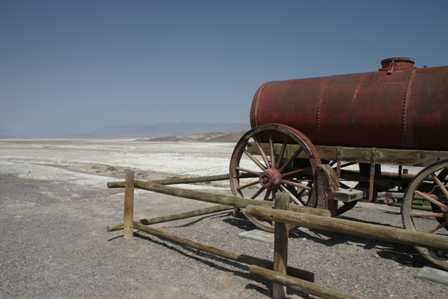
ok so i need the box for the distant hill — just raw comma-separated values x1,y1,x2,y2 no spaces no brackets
140,131,245,143
86,122,249,138
0,129,14,139
0,134,15,139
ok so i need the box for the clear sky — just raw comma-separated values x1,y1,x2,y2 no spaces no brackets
1,0,447,137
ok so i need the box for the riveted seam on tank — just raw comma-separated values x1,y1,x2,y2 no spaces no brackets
315,80,329,133
401,69,416,147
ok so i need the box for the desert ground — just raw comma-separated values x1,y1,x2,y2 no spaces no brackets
0,138,447,298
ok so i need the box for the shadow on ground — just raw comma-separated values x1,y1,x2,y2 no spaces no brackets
107,228,317,298
223,213,427,269
109,208,427,298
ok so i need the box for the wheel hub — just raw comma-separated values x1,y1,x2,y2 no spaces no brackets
259,168,282,188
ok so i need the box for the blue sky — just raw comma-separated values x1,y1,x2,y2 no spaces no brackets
1,0,447,137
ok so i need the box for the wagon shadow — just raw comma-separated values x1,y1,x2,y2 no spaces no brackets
223,214,426,269
133,231,312,298
289,219,426,269
223,216,258,231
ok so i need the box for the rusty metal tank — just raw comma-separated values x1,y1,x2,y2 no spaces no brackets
250,57,448,150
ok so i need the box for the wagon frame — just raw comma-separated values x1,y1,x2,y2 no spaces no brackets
230,123,448,270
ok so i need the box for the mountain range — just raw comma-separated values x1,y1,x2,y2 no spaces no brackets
85,122,249,138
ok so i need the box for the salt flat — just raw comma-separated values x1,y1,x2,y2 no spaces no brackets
0,138,447,299
0,138,236,188
0,138,236,173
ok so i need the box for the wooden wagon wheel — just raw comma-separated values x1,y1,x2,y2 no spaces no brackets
229,123,321,232
401,160,448,270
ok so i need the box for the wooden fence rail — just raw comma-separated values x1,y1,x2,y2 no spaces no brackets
107,179,330,216
245,205,448,251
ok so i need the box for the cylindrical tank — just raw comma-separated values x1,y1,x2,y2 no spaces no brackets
250,57,448,150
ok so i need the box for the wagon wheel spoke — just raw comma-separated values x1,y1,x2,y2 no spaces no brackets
269,136,275,168
280,184,306,206
280,179,311,190
237,180,259,191
279,146,304,172
251,186,266,199
243,150,266,171
264,188,272,201
409,211,445,219
236,167,262,177
281,167,311,178
428,220,448,233
432,174,448,200
295,187,307,198
415,190,448,211
277,141,287,169
253,139,270,167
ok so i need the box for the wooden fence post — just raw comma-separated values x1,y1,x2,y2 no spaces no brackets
123,171,135,238
272,193,289,299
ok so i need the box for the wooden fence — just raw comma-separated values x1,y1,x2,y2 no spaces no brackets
107,171,447,299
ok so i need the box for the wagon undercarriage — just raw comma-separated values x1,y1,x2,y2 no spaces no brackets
235,123,448,270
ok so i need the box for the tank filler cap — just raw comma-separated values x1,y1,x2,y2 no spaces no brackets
380,57,415,73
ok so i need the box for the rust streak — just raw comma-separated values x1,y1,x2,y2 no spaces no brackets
401,68,416,147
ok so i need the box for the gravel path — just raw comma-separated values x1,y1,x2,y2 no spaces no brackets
1,173,448,299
